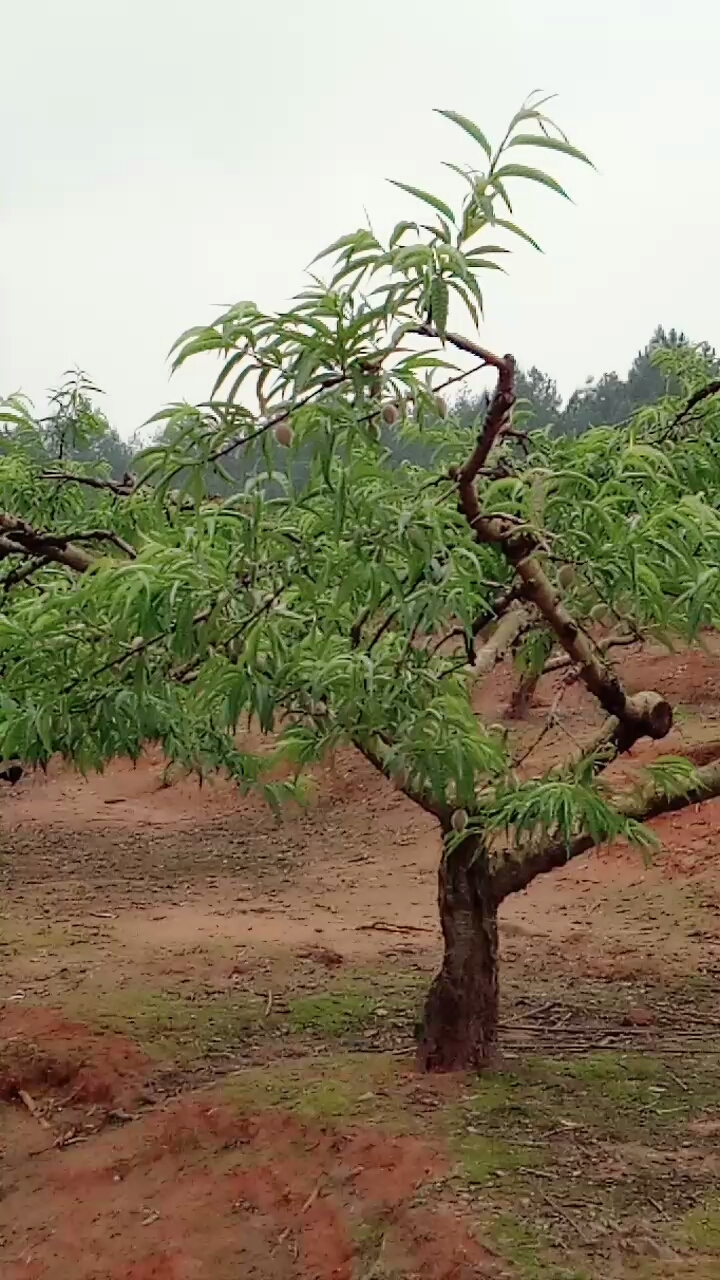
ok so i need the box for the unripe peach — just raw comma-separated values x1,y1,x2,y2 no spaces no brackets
589,602,613,625
274,421,293,447
451,808,469,834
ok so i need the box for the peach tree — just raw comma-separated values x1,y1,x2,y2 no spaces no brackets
3,97,720,1069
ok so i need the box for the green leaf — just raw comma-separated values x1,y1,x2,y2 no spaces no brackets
492,164,571,200
329,255,378,288
387,181,456,226
506,96,558,134
434,110,492,161
506,134,594,167
441,161,475,187
464,244,510,256
447,278,479,327
422,220,452,245
430,277,449,336
389,220,419,247
391,245,433,272
310,232,367,265
491,178,514,214
493,219,543,251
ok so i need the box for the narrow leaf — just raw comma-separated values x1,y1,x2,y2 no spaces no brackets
492,164,571,200
389,220,419,247
430,277,449,336
387,180,456,226
310,232,365,265
494,219,543,252
507,134,593,166
435,110,492,161
447,277,479,327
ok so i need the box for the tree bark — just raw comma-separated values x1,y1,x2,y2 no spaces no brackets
416,834,499,1072
0,515,94,573
467,606,528,681
507,673,539,719
415,753,720,1074
441,337,671,753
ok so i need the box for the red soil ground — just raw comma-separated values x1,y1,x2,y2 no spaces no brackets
2,640,720,1278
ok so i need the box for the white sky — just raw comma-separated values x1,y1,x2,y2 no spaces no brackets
1,0,717,436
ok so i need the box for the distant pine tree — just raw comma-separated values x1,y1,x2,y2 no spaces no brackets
451,328,720,438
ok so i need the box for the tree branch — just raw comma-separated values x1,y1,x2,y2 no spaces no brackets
669,379,720,429
467,605,528,681
208,374,346,463
434,360,488,396
511,675,575,769
41,469,138,496
356,734,451,823
490,751,720,901
0,515,95,573
544,630,639,672
168,585,287,684
280,690,452,824
67,530,137,559
414,325,510,373
428,583,521,659
0,556,51,592
451,355,516,483
0,516,136,570
450,353,672,754
0,535,32,560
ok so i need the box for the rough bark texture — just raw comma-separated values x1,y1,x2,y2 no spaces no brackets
507,673,539,719
416,834,499,1072
0,514,95,573
444,339,674,757
468,606,528,681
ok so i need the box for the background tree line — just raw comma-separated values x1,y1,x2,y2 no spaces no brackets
457,326,720,436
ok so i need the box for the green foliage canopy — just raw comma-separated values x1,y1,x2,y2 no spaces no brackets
1,95,719,855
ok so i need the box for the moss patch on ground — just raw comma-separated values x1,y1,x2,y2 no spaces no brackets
285,990,377,1037
79,967,424,1065
70,962,424,1066
222,1052,406,1122
457,1051,719,1144
85,987,265,1062
675,1200,720,1253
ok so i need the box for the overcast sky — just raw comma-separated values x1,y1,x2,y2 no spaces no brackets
1,0,717,436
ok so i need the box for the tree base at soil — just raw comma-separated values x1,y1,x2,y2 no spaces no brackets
416,837,499,1072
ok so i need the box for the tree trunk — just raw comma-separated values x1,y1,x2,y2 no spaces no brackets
416,834,498,1072
507,673,539,719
